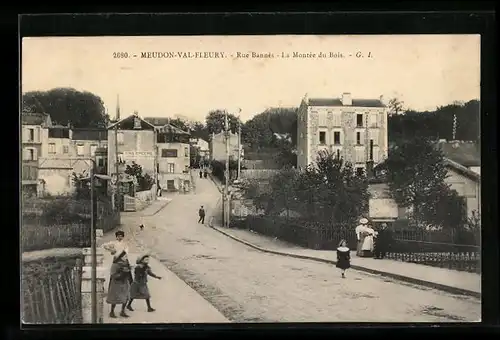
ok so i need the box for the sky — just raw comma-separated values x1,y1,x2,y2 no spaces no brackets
22,35,480,122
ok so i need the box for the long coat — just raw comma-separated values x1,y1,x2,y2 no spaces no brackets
361,228,376,251
106,260,131,304
129,264,159,300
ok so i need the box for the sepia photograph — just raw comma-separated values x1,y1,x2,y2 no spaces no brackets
21,34,481,324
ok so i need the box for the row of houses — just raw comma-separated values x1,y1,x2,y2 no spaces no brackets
21,112,197,197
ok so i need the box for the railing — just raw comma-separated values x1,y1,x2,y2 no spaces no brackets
230,215,481,273
22,255,83,324
387,239,480,273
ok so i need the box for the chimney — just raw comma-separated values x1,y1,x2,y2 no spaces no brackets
341,92,352,106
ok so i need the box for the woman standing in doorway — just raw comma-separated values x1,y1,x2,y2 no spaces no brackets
336,239,351,278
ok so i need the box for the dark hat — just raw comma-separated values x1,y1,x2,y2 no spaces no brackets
115,230,125,237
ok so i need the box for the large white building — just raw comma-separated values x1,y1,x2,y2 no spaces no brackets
296,92,388,175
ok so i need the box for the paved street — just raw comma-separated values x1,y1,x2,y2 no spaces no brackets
117,171,481,323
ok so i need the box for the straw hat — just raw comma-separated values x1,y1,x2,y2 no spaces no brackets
136,254,150,264
359,218,369,224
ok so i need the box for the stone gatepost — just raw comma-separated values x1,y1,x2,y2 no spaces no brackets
81,230,107,324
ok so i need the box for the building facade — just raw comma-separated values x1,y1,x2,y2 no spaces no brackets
21,113,52,195
444,158,481,219
107,114,156,179
155,124,191,191
297,93,388,175
210,131,242,162
190,137,210,159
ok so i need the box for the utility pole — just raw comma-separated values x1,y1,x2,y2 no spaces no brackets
89,161,97,323
237,108,242,180
224,111,230,228
115,94,121,221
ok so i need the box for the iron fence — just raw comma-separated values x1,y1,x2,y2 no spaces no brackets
231,215,481,273
22,256,83,324
387,240,480,273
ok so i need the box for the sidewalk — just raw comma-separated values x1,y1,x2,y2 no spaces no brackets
123,198,172,218
209,225,481,298
101,249,229,324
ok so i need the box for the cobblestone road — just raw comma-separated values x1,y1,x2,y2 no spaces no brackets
118,174,481,323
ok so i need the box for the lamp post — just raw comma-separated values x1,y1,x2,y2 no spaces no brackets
224,111,230,228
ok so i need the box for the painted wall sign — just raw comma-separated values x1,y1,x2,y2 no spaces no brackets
122,151,155,159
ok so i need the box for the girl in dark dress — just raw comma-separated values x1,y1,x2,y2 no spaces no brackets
336,239,351,278
127,255,162,312
106,250,132,318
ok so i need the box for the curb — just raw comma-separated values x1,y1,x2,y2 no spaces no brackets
209,225,481,299
147,200,172,216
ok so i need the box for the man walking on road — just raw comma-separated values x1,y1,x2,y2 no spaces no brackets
198,206,206,224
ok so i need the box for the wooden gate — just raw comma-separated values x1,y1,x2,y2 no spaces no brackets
123,195,136,212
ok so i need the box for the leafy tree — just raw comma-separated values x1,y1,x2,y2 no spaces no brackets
388,97,405,116
205,110,239,135
385,137,450,227
124,162,154,191
190,145,202,167
241,107,298,150
297,151,369,224
243,151,369,225
22,87,108,128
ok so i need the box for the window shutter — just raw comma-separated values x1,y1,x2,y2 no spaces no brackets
33,148,38,160
35,127,40,142
22,148,29,160
22,128,28,142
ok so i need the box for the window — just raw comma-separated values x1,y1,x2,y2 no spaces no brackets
369,140,374,161
369,129,379,144
369,113,378,127
168,163,175,173
319,131,326,144
24,148,35,161
48,143,56,154
332,113,341,127
76,144,85,156
117,132,124,145
28,128,35,141
62,145,69,154
98,158,104,167
355,148,365,163
319,113,327,126
356,132,362,145
90,144,98,156
356,167,365,177
161,149,178,158
333,131,341,145
184,147,189,157
356,114,363,127
336,149,341,159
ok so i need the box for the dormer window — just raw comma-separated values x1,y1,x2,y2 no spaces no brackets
133,117,142,129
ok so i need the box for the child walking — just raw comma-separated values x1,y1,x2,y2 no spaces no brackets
127,255,162,312
336,239,351,278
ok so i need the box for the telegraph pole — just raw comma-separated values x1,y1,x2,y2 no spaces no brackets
224,111,230,228
89,161,97,323
237,108,242,180
115,95,121,221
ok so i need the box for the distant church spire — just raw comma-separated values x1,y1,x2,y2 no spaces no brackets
116,94,121,121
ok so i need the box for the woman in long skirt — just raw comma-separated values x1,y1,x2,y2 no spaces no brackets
336,239,351,278
127,255,162,312
106,250,132,318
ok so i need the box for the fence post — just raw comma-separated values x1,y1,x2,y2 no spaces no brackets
81,247,105,323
